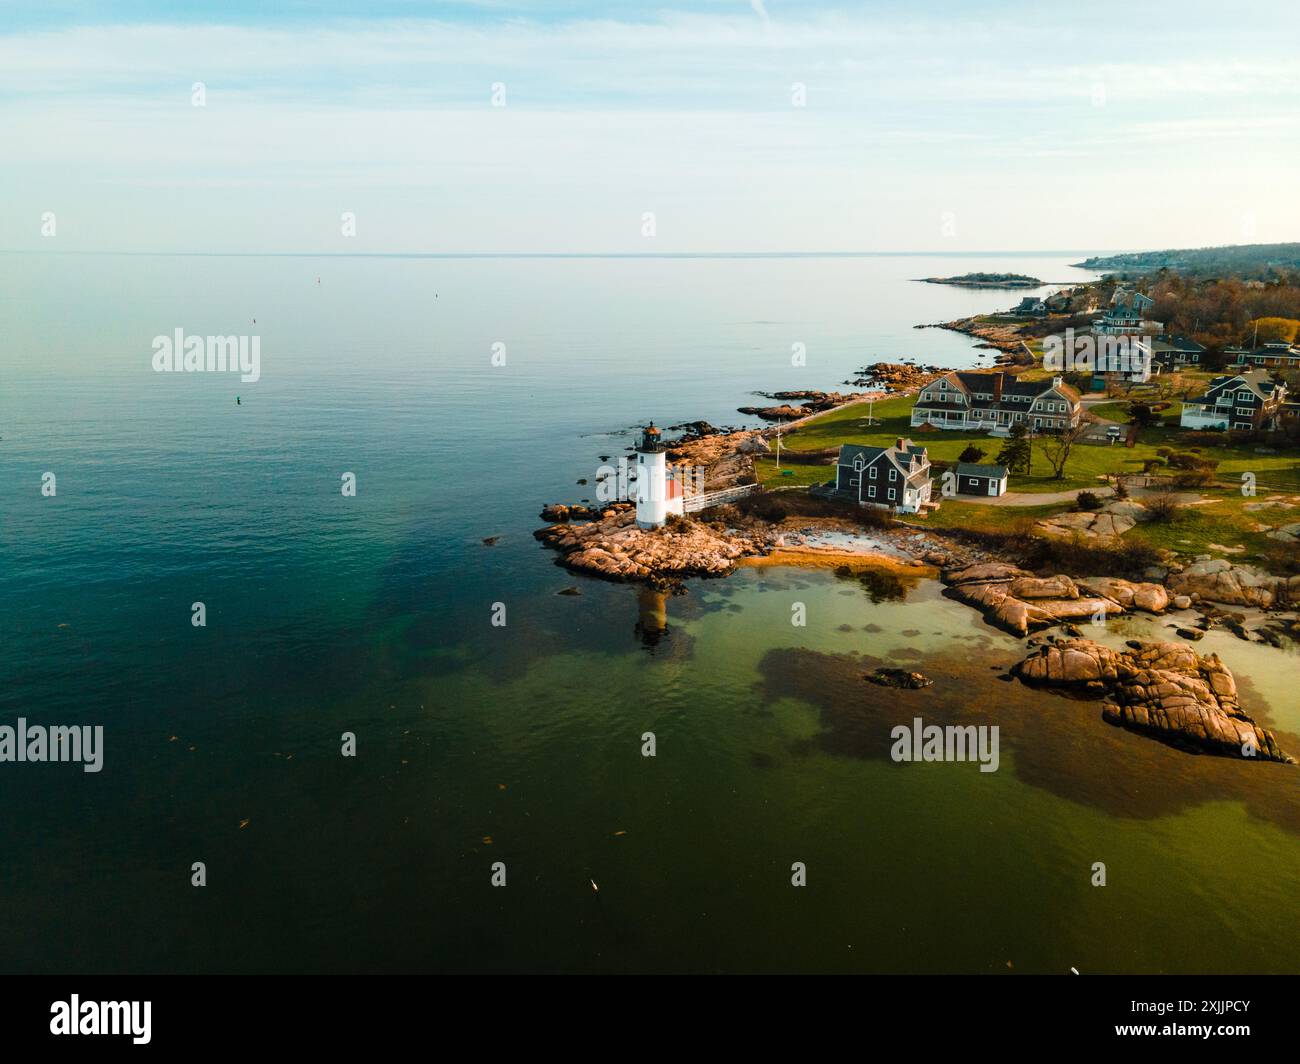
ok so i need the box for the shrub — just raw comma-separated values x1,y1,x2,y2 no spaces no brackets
852,506,896,530
1172,469,1215,489
1261,541,1300,576
1075,491,1103,512
940,526,1160,579
1145,490,1182,522
1167,452,1218,473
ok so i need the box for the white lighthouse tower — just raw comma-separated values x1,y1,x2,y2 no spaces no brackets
634,423,683,528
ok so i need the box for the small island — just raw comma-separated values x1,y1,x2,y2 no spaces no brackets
916,272,1044,289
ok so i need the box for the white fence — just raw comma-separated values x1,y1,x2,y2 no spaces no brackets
683,483,761,513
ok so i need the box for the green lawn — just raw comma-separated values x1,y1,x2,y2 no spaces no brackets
1124,489,1296,562
1089,399,1185,422
778,396,1300,493
753,458,833,489
1088,402,1131,422
902,499,1068,534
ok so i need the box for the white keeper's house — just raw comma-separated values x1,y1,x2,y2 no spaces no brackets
910,371,1082,435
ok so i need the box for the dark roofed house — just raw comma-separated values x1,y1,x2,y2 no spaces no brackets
832,438,934,513
910,370,1082,436
1094,288,1160,336
1229,342,1300,370
1179,368,1287,431
1012,296,1047,317
953,462,1008,497
1150,334,1205,370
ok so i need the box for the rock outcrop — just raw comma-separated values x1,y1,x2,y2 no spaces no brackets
1013,638,1292,762
1076,577,1170,614
943,563,1123,636
1036,509,1135,539
1166,558,1300,608
942,564,1170,636
540,501,633,523
865,667,933,690
845,362,942,391
1267,522,1300,543
535,510,764,582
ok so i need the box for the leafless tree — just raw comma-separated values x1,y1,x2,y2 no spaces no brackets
1037,422,1089,480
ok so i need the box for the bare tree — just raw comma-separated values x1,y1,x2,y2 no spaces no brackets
1037,422,1089,480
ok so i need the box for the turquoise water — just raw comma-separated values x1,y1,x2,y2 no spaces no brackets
3,251,1299,973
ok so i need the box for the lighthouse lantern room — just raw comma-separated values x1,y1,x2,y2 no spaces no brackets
635,423,685,529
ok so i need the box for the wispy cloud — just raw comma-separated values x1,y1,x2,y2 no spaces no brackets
0,3,1297,252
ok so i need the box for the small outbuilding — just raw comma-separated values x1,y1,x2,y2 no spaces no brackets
954,462,1008,497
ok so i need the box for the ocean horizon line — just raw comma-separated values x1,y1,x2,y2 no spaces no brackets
0,248,1112,260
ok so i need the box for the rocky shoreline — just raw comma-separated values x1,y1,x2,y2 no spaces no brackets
736,390,863,420
534,504,767,584
915,316,1036,358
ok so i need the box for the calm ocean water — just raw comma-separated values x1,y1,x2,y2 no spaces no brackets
3,251,1299,973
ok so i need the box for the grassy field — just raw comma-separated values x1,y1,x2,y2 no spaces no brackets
900,499,1068,534
1089,399,1186,422
1087,401,1131,422
1123,489,1298,563
752,457,833,489
776,395,1300,493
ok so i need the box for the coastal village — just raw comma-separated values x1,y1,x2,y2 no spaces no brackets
535,265,1300,767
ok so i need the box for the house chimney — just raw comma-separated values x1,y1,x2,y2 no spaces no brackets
993,374,1003,403
895,437,906,451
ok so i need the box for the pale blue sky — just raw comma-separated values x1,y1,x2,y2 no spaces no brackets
2,1,1296,252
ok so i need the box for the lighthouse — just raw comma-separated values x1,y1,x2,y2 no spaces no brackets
634,423,683,528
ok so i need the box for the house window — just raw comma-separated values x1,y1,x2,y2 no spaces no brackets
869,466,877,479
887,489,896,501
868,485,876,498
853,455,864,471
889,470,897,481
